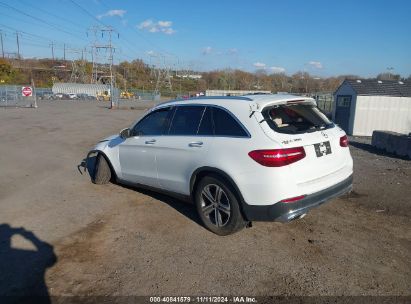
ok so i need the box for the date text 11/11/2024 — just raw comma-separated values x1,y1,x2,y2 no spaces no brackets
149,296,257,303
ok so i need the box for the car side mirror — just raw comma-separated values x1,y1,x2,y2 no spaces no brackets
119,128,131,139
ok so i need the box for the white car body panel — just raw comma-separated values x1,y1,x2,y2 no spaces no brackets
119,136,159,187
155,135,213,195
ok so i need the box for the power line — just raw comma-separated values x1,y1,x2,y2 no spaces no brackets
0,1,88,42
100,1,175,56
0,23,56,43
0,22,87,60
0,23,57,41
0,1,178,72
95,0,156,56
68,0,107,27
0,23,93,61
67,0,172,61
19,0,86,33
68,0,136,51
0,8,84,39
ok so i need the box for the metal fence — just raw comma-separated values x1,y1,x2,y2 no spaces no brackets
291,92,334,116
35,88,53,99
0,85,37,107
312,93,334,115
128,89,161,101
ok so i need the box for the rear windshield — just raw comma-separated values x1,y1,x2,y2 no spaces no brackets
262,103,333,134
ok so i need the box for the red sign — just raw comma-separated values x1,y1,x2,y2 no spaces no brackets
22,86,33,97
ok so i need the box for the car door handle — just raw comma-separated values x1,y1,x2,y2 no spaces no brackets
189,141,203,147
145,139,156,144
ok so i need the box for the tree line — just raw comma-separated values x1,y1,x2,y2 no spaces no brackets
0,58,409,96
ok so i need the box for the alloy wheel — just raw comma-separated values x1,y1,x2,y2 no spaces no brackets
200,184,231,227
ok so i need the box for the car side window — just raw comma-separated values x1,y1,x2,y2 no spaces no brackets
132,107,171,136
197,107,213,135
169,106,205,136
212,107,248,137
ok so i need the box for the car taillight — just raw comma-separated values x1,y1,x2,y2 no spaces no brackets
248,147,306,167
340,135,349,147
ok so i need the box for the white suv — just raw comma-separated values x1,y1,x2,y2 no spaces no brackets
89,94,353,235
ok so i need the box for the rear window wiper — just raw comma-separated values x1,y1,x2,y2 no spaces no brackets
304,125,326,133
313,124,328,130
305,128,318,133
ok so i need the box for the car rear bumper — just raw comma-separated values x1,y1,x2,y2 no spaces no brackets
242,174,353,222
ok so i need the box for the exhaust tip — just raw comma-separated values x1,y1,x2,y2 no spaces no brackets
297,213,307,219
288,212,307,221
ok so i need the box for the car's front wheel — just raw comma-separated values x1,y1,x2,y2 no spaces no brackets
195,175,246,235
92,153,111,184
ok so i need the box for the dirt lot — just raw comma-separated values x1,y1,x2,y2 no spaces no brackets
0,101,410,298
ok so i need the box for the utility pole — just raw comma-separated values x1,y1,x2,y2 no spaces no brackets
88,25,117,108
0,30,4,58
63,44,66,60
151,54,173,96
16,31,20,59
387,67,394,80
68,47,87,83
31,74,38,108
50,42,54,60
102,27,115,108
90,47,94,83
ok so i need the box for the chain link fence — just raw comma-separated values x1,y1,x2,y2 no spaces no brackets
291,92,334,117
0,85,37,108
312,93,334,115
128,89,161,101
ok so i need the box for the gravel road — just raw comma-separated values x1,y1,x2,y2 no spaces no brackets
0,101,410,299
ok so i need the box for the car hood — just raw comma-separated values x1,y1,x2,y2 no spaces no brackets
98,134,118,143
94,134,126,150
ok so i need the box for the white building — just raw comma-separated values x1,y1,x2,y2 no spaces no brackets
333,79,411,136
52,83,110,97
175,74,202,80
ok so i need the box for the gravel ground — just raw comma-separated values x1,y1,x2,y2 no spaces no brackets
0,101,410,299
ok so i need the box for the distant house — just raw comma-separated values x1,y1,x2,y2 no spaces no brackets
333,79,411,136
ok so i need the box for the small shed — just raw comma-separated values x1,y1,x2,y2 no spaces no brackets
333,79,411,136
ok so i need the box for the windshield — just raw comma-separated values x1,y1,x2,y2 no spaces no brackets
262,103,333,134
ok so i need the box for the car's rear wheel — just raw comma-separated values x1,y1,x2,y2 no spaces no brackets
195,175,246,235
92,153,111,184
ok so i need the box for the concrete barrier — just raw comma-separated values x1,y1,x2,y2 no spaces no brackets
372,130,411,158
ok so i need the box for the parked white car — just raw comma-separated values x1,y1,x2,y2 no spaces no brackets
89,94,353,235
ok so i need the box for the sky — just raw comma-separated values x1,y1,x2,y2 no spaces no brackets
0,0,410,77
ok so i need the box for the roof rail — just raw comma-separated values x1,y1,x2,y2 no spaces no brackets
193,96,253,101
160,96,253,105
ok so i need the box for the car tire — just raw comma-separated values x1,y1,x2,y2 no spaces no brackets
92,153,111,185
195,175,246,235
